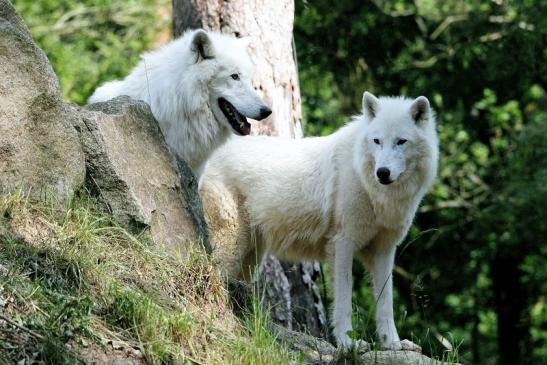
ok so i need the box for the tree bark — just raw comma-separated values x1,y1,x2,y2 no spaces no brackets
281,261,328,338
172,0,327,338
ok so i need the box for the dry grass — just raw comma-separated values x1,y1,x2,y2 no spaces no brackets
0,190,294,364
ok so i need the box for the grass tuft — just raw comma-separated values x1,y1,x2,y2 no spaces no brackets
0,190,294,364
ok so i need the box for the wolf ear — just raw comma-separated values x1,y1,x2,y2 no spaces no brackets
191,30,214,62
410,96,430,124
362,91,379,120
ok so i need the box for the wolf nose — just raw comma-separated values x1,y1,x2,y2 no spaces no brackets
258,106,272,120
376,167,391,180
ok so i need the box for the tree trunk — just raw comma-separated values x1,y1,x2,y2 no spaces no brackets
172,0,327,338
491,254,531,365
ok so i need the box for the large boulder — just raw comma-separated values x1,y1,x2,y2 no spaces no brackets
0,0,208,254
0,0,85,199
79,97,202,251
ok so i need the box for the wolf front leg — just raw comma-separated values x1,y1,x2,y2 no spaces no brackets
369,244,399,346
331,234,354,347
365,238,421,352
331,234,370,351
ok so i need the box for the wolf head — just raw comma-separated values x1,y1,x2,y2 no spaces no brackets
188,30,271,136
353,92,438,189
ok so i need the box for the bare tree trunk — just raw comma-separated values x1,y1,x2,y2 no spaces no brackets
172,0,327,338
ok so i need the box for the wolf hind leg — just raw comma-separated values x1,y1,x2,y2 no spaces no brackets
199,180,250,279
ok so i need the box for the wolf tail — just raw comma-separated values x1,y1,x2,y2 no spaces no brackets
87,80,124,104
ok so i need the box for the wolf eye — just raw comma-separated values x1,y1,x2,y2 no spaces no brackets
373,138,380,144
397,139,407,145
230,73,240,80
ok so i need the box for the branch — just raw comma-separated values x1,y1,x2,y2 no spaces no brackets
0,313,44,340
430,15,468,40
419,200,472,213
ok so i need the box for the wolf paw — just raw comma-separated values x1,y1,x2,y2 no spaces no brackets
382,339,421,352
353,339,371,352
338,338,371,352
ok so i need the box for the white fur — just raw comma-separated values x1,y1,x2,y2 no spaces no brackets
88,29,270,173
199,92,438,349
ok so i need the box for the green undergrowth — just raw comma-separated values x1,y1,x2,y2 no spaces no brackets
318,264,463,364
0,191,293,364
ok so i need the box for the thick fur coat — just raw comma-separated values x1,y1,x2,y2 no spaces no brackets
199,92,439,350
89,29,271,173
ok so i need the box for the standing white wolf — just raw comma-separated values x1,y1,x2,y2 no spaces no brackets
88,29,272,173
199,92,438,350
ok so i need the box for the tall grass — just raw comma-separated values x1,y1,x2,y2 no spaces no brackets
0,190,294,364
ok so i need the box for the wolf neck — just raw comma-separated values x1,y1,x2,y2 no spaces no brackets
161,102,230,173
363,155,432,230
149,75,230,174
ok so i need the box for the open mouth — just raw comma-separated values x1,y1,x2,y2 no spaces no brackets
378,179,393,185
218,98,251,136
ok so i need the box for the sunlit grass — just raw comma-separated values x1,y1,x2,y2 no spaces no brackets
0,190,294,364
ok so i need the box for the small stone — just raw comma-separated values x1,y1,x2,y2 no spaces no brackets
109,340,124,350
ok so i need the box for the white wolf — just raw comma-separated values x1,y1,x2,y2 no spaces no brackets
199,92,438,350
88,29,272,173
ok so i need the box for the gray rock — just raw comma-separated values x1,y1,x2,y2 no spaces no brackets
0,0,208,253
79,97,202,251
0,0,85,199
273,324,464,365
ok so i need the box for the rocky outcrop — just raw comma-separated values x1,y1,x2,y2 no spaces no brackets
273,324,463,365
0,0,85,200
78,97,202,250
0,0,207,253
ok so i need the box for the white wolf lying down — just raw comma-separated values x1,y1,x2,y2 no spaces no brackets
199,91,438,350
88,29,272,173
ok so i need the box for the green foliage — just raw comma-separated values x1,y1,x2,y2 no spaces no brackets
295,0,546,364
229,287,292,365
13,0,169,105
